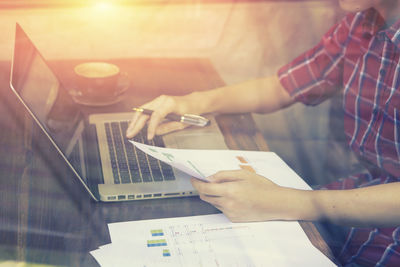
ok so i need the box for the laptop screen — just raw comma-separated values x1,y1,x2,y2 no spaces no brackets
10,24,95,198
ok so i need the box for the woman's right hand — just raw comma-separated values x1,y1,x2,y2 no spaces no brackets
125,93,203,140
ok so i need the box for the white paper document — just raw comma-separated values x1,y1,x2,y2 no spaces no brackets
129,140,311,190
91,214,335,267
90,143,335,266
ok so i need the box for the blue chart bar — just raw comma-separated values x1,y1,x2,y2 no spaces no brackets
148,230,171,257
147,239,167,247
151,229,164,236
163,249,171,257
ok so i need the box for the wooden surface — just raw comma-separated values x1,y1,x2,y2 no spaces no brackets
0,58,335,266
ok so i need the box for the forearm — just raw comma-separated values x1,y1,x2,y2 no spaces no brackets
185,75,294,115
285,183,400,227
311,183,400,227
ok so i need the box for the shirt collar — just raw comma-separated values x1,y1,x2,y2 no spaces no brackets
361,8,400,49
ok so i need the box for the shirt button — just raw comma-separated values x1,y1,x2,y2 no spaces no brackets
379,69,386,77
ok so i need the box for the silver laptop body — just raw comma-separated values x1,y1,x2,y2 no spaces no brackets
89,113,226,201
10,23,227,202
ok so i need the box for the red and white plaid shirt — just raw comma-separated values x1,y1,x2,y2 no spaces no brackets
278,8,400,267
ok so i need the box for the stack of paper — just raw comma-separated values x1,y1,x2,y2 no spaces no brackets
90,214,335,266
90,143,336,266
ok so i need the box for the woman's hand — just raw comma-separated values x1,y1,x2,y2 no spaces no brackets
126,93,202,140
125,75,294,140
191,170,309,222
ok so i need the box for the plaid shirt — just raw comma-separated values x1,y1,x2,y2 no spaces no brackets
278,8,400,267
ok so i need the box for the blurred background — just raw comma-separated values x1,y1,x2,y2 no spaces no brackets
0,0,364,186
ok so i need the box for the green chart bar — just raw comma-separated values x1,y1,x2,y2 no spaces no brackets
147,239,167,247
151,229,164,237
163,249,171,257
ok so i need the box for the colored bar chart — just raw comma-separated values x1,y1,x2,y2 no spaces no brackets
163,249,171,257
147,239,167,247
151,229,164,236
148,230,171,257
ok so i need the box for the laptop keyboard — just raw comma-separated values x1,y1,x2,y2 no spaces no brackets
104,121,175,184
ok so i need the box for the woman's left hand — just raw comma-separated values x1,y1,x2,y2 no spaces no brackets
191,170,297,222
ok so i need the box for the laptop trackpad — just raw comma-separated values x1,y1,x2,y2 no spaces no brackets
162,116,228,150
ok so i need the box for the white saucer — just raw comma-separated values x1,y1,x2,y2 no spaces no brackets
70,76,130,107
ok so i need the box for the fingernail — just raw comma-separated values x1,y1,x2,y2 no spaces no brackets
126,129,133,138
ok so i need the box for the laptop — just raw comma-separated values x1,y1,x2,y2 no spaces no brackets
10,23,228,202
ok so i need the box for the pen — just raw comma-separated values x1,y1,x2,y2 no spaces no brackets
132,108,210,127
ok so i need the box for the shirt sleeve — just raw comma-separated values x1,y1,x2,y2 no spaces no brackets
278,13,355,106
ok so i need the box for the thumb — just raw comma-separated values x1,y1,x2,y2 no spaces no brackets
207,170,245,183
155,121,189,136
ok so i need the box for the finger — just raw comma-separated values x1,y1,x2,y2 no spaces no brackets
145,97,176,139
127,95,170,139
213,204,224,212
126,114,149,138
191,178,226,197
198,193,223,207
126,111,141,137
146,95,184,139
146,112,164,140
155,121,189,136
207,170,247,183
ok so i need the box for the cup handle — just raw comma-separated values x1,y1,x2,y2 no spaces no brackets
114,72,130,96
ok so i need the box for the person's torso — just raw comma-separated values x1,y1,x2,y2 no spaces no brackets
341,10,400,177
